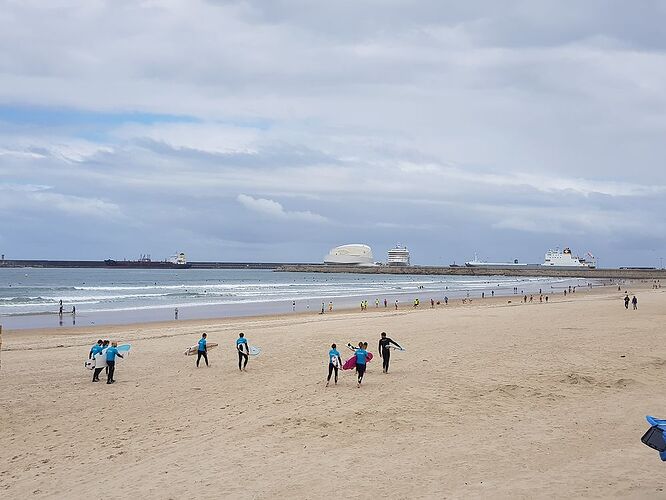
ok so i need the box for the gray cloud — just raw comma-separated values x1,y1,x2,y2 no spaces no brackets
0,1,665,265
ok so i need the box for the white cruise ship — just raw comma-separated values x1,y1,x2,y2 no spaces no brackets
543,248,596,268
387,245,410,266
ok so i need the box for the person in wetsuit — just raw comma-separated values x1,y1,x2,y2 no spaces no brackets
326,343,343,387
197,333,209,368
354,343,369,388
236,332,249,371
378,332,402,373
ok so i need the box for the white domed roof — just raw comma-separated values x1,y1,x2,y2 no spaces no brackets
324,244,374,265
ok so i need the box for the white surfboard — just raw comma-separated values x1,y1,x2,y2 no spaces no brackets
94,351,107,369
184,342,218,356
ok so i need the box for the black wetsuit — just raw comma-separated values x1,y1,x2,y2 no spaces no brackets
379,337,401,373
238,345,249,370
197,350,208,367
327,354,342,383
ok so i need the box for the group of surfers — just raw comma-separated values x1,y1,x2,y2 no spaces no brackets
327,331,403,388
195,332,250,371
88,339,125,384
88,330,402,388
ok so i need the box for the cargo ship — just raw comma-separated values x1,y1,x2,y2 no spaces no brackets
104,252,192,269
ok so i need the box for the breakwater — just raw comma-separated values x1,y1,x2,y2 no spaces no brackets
0,259,310,270
276,264,666,280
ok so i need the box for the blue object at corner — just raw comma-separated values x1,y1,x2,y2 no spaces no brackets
646,416,666,461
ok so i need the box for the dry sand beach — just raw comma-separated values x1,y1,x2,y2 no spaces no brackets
1,283,665,498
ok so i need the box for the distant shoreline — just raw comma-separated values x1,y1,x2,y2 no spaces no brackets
1,259,664,279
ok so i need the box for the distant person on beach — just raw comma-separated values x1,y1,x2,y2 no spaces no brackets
624,295,630,309
384,298,387,308
491,290,494,297
197,333,209,368
237,332,249,371
444,296,448,305
632,296,638,310
326,343,342,387
292,301,296,311
174,308,178,320
431,298,435,308
545,295,549,303
321,302,325,314
376,299,379,308
395,299,398,310
378,332,402,374
72,306,76,316
329,301,333,312
105,341,124,384
59,304,63,316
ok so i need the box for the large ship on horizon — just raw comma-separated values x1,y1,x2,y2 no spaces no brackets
465,253,537,269
104,252,192,269
387,245,410,266
542,248,596,268
463,247,596,269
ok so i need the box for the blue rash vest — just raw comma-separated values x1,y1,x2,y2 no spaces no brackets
106,346,120,362
355,348,368,365
198,338,207,351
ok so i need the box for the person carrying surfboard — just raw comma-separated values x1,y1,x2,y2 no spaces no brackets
378,332,402,374
354,343,370,388
105,341,124,384
197,333,209,368
236,332,249,371
89,339,103,359
326,343,343,387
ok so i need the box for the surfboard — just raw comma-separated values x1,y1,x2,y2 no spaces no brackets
116,344,131,361
389,346,405,351
93,345,131,367
84,359,95,370
94,350,107,369
184,342,218,356
249,345,261,356
342,352,373,370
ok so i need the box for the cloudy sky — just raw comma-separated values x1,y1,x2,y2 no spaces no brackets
1,0,665,266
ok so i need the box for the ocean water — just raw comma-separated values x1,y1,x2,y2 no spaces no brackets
0,268,594,330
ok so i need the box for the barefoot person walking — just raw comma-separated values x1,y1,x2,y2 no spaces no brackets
196,333,209,368
326,343,343,387
236,332,249,371
105,341,124,384
378,332,402,374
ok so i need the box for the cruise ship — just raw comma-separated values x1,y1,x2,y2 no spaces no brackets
387,245,410,266
543,248,596,268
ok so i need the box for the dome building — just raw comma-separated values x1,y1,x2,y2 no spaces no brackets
323,244,374,266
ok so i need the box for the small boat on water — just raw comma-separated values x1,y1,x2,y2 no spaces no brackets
104,252,192,269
